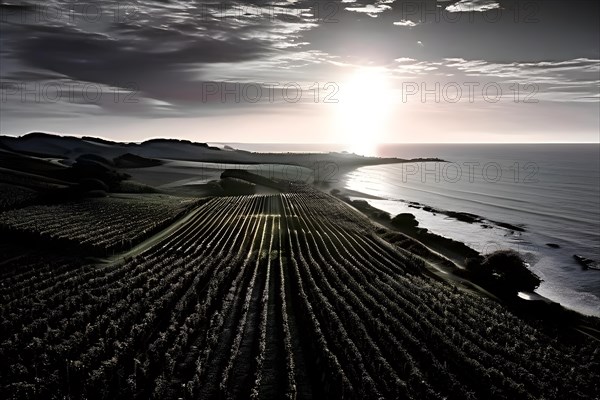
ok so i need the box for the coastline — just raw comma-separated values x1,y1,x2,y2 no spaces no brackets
322,165,600,333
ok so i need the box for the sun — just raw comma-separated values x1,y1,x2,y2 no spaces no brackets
334,67,395,156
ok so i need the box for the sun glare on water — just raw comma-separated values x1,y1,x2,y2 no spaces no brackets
335,67,395,156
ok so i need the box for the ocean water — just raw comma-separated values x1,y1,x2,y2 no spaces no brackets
346,144,600,317
229,143,600,316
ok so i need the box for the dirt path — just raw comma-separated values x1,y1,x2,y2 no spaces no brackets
94,205,206,264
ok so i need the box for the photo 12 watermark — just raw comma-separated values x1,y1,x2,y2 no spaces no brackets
465,241,541,256
398,161,540,184
400,82,539,104
0,1,342,25
398,0,541,25
0,81,140,104
199,82,339,104
187,161,340,184
0,2,142,24
208,2,341,23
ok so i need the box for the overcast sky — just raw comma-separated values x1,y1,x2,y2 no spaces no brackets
0,0,598,143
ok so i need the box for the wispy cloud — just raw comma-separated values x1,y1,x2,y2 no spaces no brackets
444,0,501,13
345,0,395,18
393,20,419,27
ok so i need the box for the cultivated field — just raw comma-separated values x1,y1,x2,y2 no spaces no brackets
1,188,598,399
0,183,38,211
0,195,199,255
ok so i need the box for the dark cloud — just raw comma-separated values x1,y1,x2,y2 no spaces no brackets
1,0,323,116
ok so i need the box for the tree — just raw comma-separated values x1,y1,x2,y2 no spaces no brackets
467,250,541,293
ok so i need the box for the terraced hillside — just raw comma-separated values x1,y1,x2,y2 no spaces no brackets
1,189,598,399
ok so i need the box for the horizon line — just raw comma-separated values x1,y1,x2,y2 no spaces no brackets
1,132,599,145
